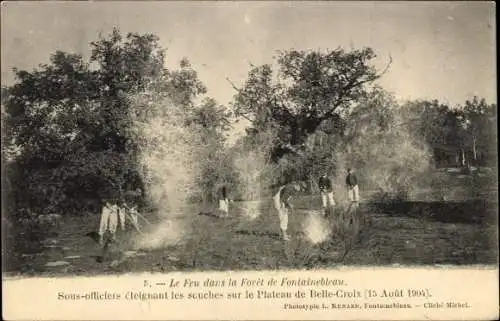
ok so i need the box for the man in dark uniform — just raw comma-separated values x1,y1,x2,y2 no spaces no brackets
346,168,360,209
318,172,335,215
218,185,229,217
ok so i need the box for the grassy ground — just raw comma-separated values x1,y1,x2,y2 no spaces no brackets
3,194,497,277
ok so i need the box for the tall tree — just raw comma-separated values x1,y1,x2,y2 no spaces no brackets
190,98,233,202
231,47,391,160
3,28,212,216
462,96,497,165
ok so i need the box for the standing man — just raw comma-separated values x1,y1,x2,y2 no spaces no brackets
318,172,335,215
127,205,141,232
117,199,126,232
346,168,360,209
273,181,304,241
122,200,141,233
123,188,148,234
98,198,119,245
218,185,229,218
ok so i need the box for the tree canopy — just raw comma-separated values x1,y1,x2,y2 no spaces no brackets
231,48,392,160
2,28,230,217
1,28,496,220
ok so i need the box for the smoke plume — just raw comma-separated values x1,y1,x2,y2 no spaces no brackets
127,89,202,250
331,90,433,204
232,130,276,220
302,211,331,244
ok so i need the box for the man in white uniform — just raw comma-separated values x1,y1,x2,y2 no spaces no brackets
98,199,119,245
273,181,304,241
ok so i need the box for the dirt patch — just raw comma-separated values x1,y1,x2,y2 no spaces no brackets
3,198,497,276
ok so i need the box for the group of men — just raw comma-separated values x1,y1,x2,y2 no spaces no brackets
319,168,359,210
273,167,359,241
98,168,359,244
98,198,141,245
216,168,360,241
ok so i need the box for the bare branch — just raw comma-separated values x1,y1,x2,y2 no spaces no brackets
225,77,264,123
376,54,393,79
226,77,241,93
238,113,254,123
279,142,306,158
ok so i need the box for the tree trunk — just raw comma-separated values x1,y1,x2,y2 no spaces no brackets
472,135,477,161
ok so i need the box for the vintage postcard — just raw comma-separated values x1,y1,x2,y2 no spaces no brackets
1,1,498,320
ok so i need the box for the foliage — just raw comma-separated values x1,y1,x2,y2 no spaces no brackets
2,28,228,220
230,129,277,200
191,98,235,203
2,29,496,224
231,48,389,160
230,46,496,199
461,96,497,165
332,88,433,201
403,97,497,167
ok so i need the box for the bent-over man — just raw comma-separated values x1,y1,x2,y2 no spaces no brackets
273,181,304,241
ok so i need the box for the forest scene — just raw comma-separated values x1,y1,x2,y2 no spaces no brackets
1,4,497,276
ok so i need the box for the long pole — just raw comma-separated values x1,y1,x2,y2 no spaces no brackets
118,209,144,235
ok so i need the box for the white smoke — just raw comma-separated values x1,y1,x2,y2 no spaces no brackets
298,89,432,246
330,89,433,202
127,89,203,250
232,130,275,220
233,150,266,220
302,211,331,244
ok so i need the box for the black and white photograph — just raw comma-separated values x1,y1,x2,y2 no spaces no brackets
1,1,497,279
